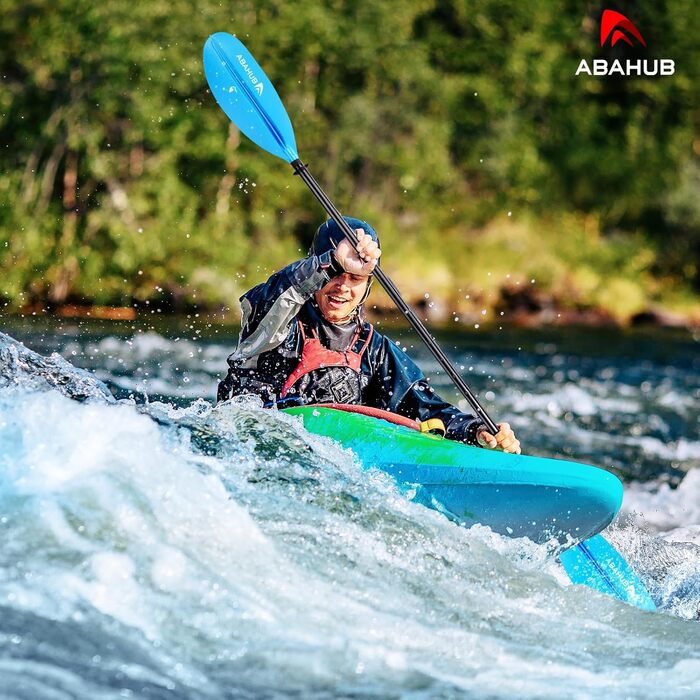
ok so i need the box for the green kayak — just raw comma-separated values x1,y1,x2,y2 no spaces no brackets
284,404,623,545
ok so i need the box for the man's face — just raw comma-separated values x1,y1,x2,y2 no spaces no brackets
314,272,369,323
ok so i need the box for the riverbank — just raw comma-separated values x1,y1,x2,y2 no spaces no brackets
5,212,699,329
11,293,700,331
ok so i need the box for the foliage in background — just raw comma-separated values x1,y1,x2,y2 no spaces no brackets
0,0,698,322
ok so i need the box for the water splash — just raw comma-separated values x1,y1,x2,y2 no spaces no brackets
1,330,699,698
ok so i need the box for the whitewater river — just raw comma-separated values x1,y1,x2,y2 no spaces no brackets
0,317,699,699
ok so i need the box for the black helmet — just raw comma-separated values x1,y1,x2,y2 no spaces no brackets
309,216,380,264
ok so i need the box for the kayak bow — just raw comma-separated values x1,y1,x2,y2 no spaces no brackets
284,405,656,611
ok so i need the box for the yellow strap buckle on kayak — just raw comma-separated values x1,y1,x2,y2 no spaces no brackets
419,418,446,436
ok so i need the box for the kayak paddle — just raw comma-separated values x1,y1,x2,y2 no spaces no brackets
560,534,656,611
202,32,498,435
202,32,656,612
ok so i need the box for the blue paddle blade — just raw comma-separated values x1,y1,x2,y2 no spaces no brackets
203,32,299,163
560,534,656,611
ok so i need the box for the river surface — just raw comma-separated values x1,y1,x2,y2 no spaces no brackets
0,316,699,699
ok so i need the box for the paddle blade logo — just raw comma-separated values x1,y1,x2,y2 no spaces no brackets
600,10,647,48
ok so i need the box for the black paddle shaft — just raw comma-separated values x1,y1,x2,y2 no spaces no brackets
291,159,499,435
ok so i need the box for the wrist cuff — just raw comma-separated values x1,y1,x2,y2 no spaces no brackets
319,250,344,280
471,422,489,447
445,414,488,446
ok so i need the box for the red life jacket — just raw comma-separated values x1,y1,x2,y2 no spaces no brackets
280,320,374,399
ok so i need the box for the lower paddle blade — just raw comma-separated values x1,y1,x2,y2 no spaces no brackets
559,534,656,611
203,32,299,163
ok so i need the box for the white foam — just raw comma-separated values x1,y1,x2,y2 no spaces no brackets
623,469,700,532
1,386,699,697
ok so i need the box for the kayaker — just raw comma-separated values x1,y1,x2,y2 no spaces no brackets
217,216,521,454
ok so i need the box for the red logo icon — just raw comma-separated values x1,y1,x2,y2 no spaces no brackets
600,10,647,48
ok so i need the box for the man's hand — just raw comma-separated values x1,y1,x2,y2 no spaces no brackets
477,422,521,454
334,229,381,276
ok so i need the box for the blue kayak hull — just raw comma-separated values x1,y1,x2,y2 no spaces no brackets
284,406,623,544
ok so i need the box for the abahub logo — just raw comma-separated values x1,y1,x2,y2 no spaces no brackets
576,9,675,77
600,10,646,48
235,54,264,95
